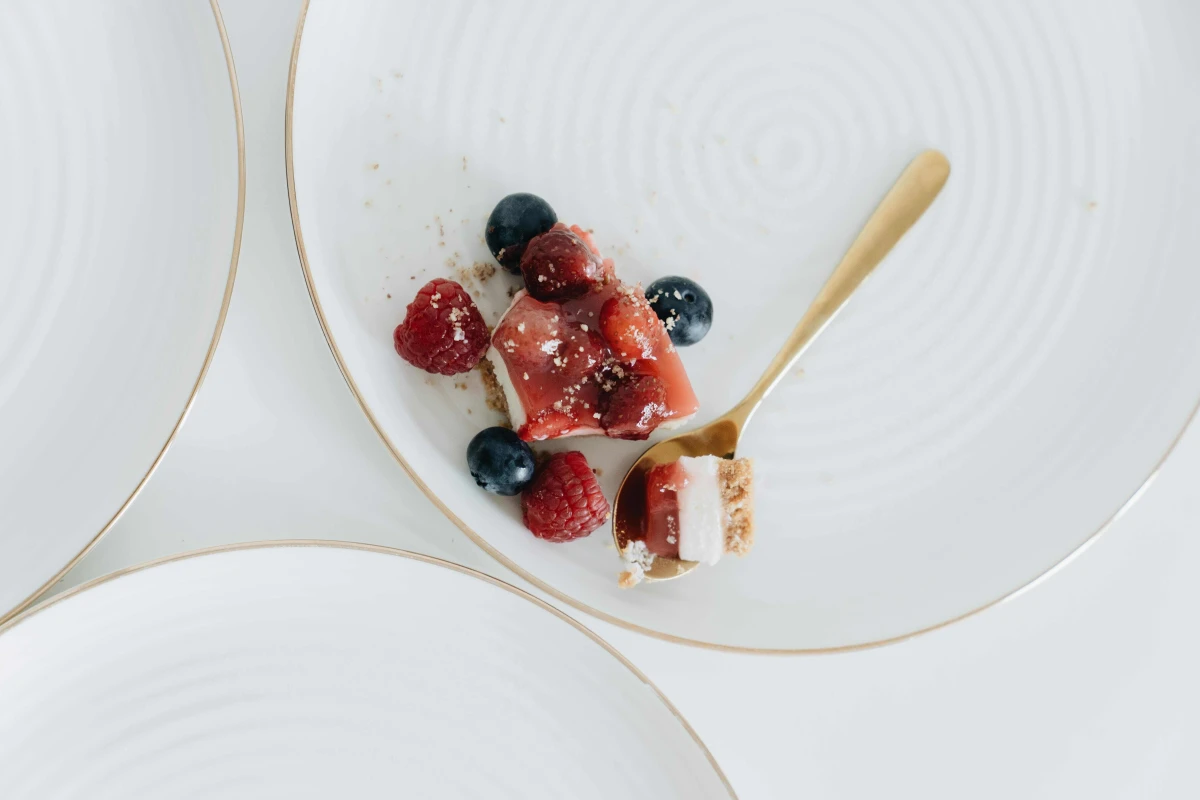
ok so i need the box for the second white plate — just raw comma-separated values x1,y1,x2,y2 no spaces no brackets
0,543,733,799
289,0,1200,650
0,0,243,623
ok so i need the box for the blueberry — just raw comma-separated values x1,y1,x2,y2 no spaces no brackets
467,427,536,496
645,276,713,346
485,193,557,273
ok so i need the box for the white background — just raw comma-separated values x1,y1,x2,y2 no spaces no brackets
48,2,1200,797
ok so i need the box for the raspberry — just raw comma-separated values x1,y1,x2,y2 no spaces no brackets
600,286,661,363
393,279,489,375
600,374,668,440
521,451,610,542
520,225,607,302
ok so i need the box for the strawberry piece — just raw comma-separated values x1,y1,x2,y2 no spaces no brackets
521,451,610,542
599,286,662,363
493,293,605,384
600,374,668,440
393,279,489,375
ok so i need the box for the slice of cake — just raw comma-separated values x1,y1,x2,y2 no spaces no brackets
483,224,699,442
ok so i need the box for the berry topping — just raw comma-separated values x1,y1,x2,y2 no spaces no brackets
600,374,668,440
486,193,558,272
644,461,685,559
521,451,610,542
494,293,605,383
646,276,713,346
599,286,662,363
520,225,606,302
466,427,536,496
393,279,489,375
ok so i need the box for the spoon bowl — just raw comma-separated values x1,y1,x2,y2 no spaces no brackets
614,150,951,581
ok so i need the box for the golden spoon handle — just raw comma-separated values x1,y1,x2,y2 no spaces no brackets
730,149,951,429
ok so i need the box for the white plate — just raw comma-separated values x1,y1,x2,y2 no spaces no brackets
0,542,734,799
288,0,1200,651
0,0,243,622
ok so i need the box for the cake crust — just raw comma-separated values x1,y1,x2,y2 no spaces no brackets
477,356,511,427
718,458,754,555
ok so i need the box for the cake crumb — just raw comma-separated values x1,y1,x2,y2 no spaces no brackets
477,357,511,426
718,458,755,555
618,540,655,588
456,261,496,289
462,156,468,171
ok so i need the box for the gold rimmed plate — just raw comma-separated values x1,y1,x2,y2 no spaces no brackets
0,0,244,624
288,0,1200,651
0,541,736,798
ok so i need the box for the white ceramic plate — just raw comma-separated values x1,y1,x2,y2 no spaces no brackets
0,542,734,799
288,0,1200,651
0,0,243,622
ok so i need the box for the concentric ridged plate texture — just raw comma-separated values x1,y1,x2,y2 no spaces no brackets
290,0,1200,650
0,544,734,799
0,0,241,621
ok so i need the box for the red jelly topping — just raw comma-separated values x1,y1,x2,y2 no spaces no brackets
644,461,685,558
491,233,699,442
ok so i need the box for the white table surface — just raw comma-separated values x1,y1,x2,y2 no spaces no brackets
45,2,1200,797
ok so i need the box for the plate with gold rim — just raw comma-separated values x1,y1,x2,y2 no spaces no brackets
0,542,735,799
288,0,1200,651
0,0,243,623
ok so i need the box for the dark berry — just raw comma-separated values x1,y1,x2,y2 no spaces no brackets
520,225,606,301
466,427,536,496
645,276,713,346
393,279,490,375
521,451,610,542
600,374,668,440
485,193,557,273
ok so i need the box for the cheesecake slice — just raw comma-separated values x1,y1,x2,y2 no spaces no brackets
482,226,699,442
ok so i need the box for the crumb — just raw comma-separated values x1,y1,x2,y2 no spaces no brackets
435,216,445,237
370,163,379,170
391,70,403,79
445,257,457,269
454,382,468,391
718,459,754,555
385,179,392,186
477,358,511,426
593,467,604,477
411,275,416,280
794,368,805,378
467,408,472,415
439,241,445,247
386,293,392,299
456,261,496,289
364,200,373,208
424,376,435,386
1087,201,1098,210
499,115,506,123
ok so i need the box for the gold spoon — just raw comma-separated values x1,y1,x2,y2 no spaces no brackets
613,149,952,581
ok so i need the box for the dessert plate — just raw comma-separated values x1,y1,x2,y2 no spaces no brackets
0,0,243,623
288,0,1200,650
0,542,734,799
